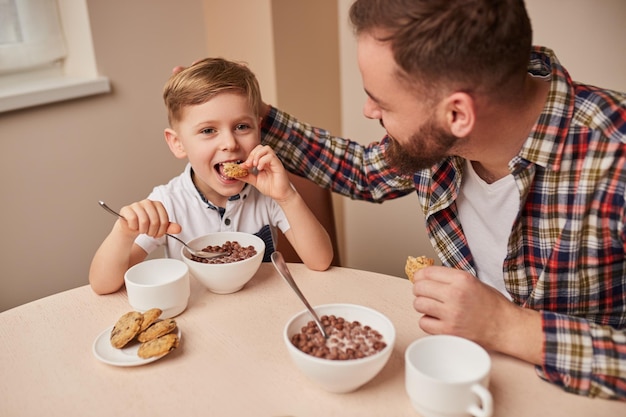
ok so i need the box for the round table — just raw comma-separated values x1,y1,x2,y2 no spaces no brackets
1,263,622,416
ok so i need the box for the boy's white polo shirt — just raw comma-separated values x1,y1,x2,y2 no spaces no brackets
134,163,290,261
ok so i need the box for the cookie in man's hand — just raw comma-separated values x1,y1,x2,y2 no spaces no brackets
405,256,435,283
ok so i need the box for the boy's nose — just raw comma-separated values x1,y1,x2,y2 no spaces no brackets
220,132,238,150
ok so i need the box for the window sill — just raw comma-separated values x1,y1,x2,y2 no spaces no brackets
0,71,111,113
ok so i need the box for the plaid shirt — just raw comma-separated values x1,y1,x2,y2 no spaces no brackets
261,47,626,400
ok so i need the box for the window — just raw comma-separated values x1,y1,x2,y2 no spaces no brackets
0,0,66,74
0,0,110,113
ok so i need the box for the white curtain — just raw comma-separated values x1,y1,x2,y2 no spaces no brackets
0,0,66,74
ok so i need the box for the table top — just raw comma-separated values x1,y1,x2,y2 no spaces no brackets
1,263,623,417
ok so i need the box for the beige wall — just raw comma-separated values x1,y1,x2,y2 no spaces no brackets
202,0,277,104
0,0,208,311
2,0,625,311
337,0,436,276
526,0,626,91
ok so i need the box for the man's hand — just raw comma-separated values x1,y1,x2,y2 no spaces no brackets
411,265,543,364
172,65,186,74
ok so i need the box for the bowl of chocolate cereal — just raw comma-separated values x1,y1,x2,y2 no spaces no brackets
180,231,265,294
283,303,396,393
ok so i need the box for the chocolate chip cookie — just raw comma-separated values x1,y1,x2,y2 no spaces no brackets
139,308,162,332
222,162,248,178
110,311,143,348
137,318,177,343
405,255,435,283
137,333,180,359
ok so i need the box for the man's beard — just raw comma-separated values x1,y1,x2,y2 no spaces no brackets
385,117,459,174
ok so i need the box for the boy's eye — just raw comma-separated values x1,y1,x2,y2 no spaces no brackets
201,127,216,135
235,123,250,131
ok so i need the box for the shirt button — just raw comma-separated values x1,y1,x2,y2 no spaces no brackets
224,218,231,226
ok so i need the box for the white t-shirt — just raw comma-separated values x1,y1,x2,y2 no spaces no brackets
134,163,290,261
456,160,519,299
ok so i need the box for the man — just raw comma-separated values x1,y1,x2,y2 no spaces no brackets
258,0,626,400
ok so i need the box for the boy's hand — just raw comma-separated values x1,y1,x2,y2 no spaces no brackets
117,199,181,238
240,145,295,202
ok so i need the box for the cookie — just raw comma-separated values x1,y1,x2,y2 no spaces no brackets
110,311,143,348
222,162,248,178
137,318,177,343
405,255,435,283
139,308,162,332
137,333,180,359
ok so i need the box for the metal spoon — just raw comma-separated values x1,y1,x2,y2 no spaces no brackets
98,200,227,260
271,251,328,339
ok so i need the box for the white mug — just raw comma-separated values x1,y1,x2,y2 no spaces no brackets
124,258,190,319
405,335,493,417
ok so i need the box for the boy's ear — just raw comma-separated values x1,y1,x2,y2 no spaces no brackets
443,92,474,138
164,128,187,159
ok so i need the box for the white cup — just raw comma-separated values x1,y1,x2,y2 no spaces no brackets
124,258,190,319
405,335,493,417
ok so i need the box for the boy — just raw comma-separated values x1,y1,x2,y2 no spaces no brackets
89,58,333,295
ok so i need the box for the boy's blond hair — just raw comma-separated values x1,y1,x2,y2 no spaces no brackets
163,57,262,126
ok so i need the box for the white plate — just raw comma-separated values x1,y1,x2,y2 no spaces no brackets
92,325,182,367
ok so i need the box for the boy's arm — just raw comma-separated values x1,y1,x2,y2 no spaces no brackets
241,145,334,271
278,189,334,271
89,220,148,294
89,199,181,294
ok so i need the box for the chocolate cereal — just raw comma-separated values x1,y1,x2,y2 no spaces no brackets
291,315,387,360
190,240,257,264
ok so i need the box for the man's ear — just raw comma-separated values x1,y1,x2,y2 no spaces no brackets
164,128,187,159
443,92,475,138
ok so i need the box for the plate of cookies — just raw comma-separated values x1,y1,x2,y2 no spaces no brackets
93,308,181,367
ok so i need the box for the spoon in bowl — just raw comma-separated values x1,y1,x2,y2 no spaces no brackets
271,251,328,339
98,200,227,260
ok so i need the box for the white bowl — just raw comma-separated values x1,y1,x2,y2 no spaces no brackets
180,232,265,294
124,258,190,318
283,303,396,393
